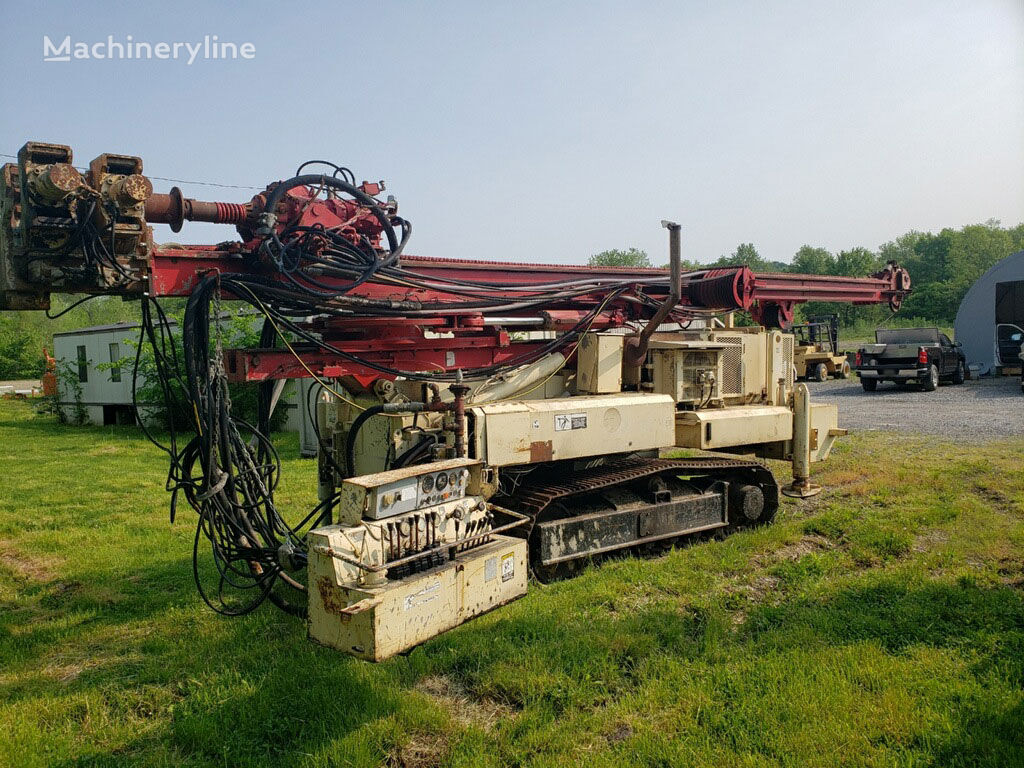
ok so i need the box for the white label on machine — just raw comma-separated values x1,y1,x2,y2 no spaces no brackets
501,552,515,582
403,580,442,611
485,556,497,581
554,413,587,431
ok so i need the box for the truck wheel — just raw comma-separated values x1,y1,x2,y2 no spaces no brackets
921,364,939,392
814,362,829,382
952,360,965,385
861,377,877,392
838,361,851,379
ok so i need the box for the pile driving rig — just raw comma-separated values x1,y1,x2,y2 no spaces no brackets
0,142,910,659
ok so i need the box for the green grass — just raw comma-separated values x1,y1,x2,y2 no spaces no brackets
1,399,1022,767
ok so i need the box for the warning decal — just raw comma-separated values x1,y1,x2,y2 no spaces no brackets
501,552,515,582
554,413,588,431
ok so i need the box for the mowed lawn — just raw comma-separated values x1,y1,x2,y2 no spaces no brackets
1,398,1022,768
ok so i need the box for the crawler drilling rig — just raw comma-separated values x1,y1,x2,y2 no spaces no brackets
0,142,910,659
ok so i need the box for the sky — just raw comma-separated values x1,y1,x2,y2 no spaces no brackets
1,0,1021,267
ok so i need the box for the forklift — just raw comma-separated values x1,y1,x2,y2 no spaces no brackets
792,315,851,381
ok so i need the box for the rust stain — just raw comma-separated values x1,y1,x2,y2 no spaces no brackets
317,575,347,614
529,440,553,462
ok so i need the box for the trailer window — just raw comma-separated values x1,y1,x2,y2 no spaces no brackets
109,343,122,382
76,345,88,382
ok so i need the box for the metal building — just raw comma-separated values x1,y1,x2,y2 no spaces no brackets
53,322,319,453
953,249,1024,375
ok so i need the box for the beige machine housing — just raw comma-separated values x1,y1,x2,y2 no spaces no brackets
647,340,725,406
307,459,528,661
636,326,838,462
468,393,676,467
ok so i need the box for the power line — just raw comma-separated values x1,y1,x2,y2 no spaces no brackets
0,152,262,191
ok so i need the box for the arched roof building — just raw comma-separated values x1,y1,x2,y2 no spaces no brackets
953,250,1024,375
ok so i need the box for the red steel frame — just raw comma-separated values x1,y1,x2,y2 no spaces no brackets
135,184,910,384
146,246,909,384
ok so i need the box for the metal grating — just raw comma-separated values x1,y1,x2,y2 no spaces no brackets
714,336,744,395
782,335,794,388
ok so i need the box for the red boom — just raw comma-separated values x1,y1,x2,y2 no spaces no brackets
137,187,911,383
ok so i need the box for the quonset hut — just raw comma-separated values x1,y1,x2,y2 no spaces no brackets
953,250,1024,375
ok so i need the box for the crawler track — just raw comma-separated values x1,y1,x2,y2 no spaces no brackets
498,456,779,580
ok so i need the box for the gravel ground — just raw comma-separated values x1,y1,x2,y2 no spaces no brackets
806,374,1023,440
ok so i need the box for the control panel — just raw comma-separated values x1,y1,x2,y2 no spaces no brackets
371,466,470,519
336,457,482,525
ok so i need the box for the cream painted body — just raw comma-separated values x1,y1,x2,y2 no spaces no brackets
307,459,527,661
576,334,624,394
304,327,845,661
468,393,676,467
308,535,527,661
675,405,794,450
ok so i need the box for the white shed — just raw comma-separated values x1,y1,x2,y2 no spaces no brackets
53,322,144,426
53,321,317,451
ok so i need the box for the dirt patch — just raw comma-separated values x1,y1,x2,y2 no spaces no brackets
415,675,512,731
784,494,830,519
43,660,98,684
0,542,55,582
913,529,950,554
973,484,1018,517
996,556,1024,589
607,723,633,743
771,534,834,563
387,732,448,768
725,535,835,623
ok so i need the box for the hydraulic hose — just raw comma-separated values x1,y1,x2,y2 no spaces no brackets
260,173,400,259
345,401,430,476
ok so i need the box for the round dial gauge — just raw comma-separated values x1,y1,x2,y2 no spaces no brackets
435,472,449,491
420,474,435,494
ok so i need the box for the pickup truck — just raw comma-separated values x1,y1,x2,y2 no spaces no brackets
854,328,966,392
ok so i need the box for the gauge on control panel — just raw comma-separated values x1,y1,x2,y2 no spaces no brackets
421,474,434,494
449,472,459,488
435,472,449,491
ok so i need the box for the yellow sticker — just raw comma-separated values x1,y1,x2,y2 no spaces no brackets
500,552,514,582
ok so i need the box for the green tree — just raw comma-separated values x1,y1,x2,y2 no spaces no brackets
588,248,652,268
833,247,881,278
0,294,143,380
790,246,834,275
712,243,773,271
0,316,42,379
